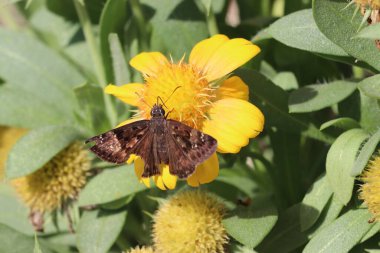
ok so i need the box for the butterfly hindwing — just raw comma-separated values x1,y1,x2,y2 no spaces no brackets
165,120,218,178
86,120,150,164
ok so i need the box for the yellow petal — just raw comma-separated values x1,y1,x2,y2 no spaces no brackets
189,34,260,81
128,151,177,190
187,153,219,187
202,98,264,153
129,52,170,77
133,156,151,188
160,165,177,190
189,34,229,78
116,117,145,127
105,83,144,106
216,76,249,101
154,175,167,190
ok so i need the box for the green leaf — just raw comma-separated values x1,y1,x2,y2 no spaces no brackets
307,194,344,238
0,29,84,123
358,74,380,100
313,0,380,71
289,81,357,113
354,23,380,40
351,128,380,176
101,194,135,210
360,222,380,243
303,209,375,253
326,129,368,205
268,9,348,56
320,117,361,131
78,165,146,206
236,68,334,144
272,71,298,91
29,6,79,49
74,83,110,134
223,198,278,248
142,0,209,59
46,0,106,24
256,204,308,253
109,33,131,85
0,184,34,235
34,235,43,253
0,84,69,129
232,245,258,253
76,209,127,253
99,0,128,83
64,41,97,83
6,126,82,179
216,168,259,197
300,174,333,231
0,224,52,253
269,131,303,204
359,91,380,132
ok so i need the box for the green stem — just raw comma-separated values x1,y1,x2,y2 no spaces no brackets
261,0,271,16
206,6,219,35
73,0,117,127
130,0,149,51
73,0,106,85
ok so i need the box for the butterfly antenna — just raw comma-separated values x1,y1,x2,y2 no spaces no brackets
164,86,182,104
156,86,182,109
157,96,168,109
137,92,152,109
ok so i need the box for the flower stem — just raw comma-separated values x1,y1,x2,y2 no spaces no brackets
206,6,219,35
73,0,117,127
130,0,149,51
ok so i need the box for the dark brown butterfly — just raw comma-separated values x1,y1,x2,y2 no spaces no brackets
85,103,217,179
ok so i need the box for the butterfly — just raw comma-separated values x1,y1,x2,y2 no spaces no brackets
85,102,217,179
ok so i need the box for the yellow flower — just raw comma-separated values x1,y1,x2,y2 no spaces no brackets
11,142,90,212
359,151,380,221
153,190,228,253
124,246,155,253
106,34,264,189
0,126,27,180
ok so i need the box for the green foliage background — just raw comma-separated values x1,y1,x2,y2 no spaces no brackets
0,0,380,252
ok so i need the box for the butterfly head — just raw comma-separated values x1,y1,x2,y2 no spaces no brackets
150,104,166,118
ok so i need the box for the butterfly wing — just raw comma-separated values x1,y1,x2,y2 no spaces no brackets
165,120,218,178
86,120,150,164
130,126,167,177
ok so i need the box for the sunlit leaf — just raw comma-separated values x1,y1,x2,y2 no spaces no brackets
78,165,146,206
326,129,368,205
223,198,278,248
351,128,380,176
289,81,357,113
303,209,375,253
76,209,127,253
313,0,380,71
269,9,348,56
6,126,82,179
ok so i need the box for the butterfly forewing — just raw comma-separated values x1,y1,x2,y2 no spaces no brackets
86,120,150,164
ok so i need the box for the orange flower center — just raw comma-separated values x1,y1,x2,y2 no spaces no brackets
137,62,216,129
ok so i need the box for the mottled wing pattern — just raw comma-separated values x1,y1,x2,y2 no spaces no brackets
86,116,218,179
129,124,168,177
85,120,150,164
166,120,217,178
